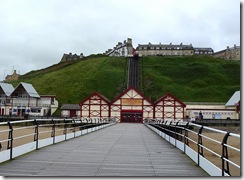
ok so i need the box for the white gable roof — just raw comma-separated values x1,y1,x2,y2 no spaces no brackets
12,82,40,98
225,91,240,106
0,82,14,96
21,82,40,98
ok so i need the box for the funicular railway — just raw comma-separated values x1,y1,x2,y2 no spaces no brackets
123,51,143,123
127,53,140,90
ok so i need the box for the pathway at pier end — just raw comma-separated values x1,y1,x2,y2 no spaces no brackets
0,123,208,176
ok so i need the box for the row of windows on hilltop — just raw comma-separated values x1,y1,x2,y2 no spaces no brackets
105,39,240,60
105,39,215,57
137,43,214,56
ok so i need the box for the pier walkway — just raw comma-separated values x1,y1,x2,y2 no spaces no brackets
0,123,208,176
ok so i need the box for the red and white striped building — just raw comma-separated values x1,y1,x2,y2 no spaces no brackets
79,91,110,119
154,93,186,121
62,87,186,123
110,87,154,123
61,87,240,121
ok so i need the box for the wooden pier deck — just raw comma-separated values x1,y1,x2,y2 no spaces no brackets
0,123,208,176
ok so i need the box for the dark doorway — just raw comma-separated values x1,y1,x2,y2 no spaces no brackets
121,111,143,123
70,110,77,118
1,108,4,115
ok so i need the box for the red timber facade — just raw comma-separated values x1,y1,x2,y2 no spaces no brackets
79,91,110,119
110,86,154,123
154,93,186,121
65,87,186,123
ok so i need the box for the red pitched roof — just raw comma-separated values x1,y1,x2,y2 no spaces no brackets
79,91,110,105
154,92,186,107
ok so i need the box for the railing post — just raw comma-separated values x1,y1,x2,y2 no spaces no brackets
161,120,164,125
63,119,67,141
174,121,179,147
51,119,55,144
34,119,39,150
197,126,204,166
222,132,230,176
169,121,173,137
73,119,76,138
184,122,189,154
79,118,83,135
163,121,167,139
7,121,13,160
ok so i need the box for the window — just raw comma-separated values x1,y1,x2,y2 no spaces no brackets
31,108,41,113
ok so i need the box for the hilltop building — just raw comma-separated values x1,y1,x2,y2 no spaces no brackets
136,42,214,56
213,45,240,60
104,38,134,57
5,70,20,82
60,53,84,63
104,38,214,57
137,43,194,56
193,47,214,55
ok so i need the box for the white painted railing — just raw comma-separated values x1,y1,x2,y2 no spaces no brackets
144,119,240,176
0,118,116,163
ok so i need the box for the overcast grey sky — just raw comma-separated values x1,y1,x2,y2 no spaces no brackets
0,0,241,81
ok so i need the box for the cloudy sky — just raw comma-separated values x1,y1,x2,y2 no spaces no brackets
0,0,241,81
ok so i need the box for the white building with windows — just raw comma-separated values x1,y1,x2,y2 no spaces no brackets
0,82,58,117
104,38,134,57
0,83,14,116
185,90,240,120
137,42,214,56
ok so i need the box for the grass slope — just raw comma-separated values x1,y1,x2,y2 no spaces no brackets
11,55,240,114
13,56,126,106
142,56,240,102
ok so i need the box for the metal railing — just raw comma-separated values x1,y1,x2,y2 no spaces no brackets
0,117,116,163
144,119,240,176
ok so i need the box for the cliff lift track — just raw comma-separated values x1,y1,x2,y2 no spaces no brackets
127,57,140,89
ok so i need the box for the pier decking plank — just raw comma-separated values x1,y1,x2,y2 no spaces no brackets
0,123,208,176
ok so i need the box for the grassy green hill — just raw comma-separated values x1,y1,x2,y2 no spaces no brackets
13,56,127,104
141,56,240,102
10,55,240,113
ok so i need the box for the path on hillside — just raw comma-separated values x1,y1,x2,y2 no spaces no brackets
0,123,208,176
